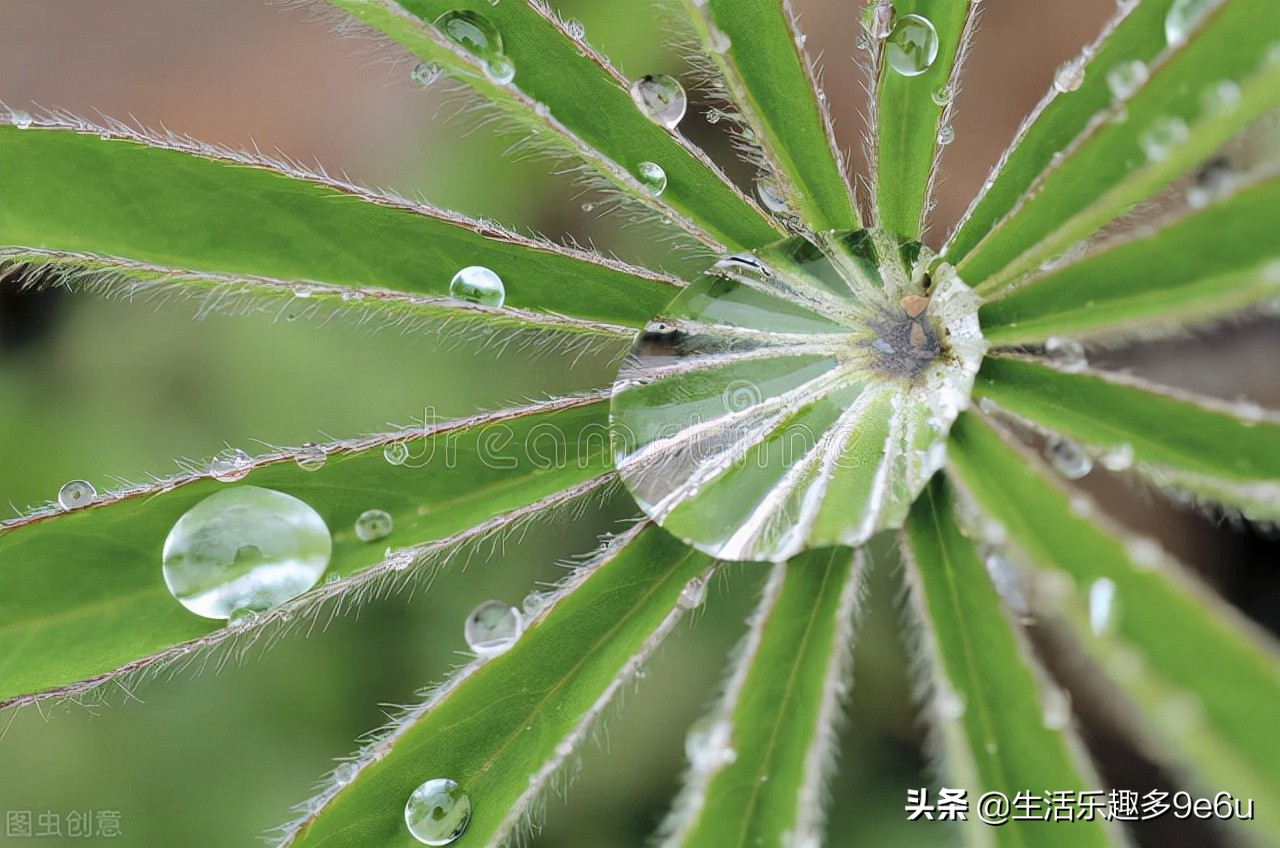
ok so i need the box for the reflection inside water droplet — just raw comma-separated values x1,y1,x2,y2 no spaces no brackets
885,14,938,77
464,600,523,656
404,778,471,845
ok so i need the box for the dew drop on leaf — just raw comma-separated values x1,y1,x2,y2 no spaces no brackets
449,265,505,307
209,448,254,482
1200,79,1240,113
1041,686,1072,730
57,479,96,511
161,486,332,620
354,509,393,542
1139,116,1190,162
936,124,955,146
564,18,585,40
1044,436,1093,480
384,442,410,466
434,9,514,85
1165,0,1215,47
678,574,709,610
885,14,938,77
754,179,789,214
1044,335,1087,372
8,108,32,128
1053,58,1085,93
636,161,668,196
936,684,966,719
411,62,443,88
295,442,327,472
708,27,731,53
629,73,688,129
1087,577,1119,635
1099,442,1134,472
521,589,548,616
404,778,471,846
464,600,523,657
685,714,735,771
930,83,954,106
1105,60,1148,100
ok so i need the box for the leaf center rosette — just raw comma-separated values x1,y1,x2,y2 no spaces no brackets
610,229,986,562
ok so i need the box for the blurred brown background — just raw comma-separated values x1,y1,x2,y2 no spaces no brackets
0,2,1276,846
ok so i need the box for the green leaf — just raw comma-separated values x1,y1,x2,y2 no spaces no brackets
900,476,1120,848
0,395,614,707
980,170,1280,344
947,413,1280,831
871,0,978,238
328,0,783,251
658,548,860,848
279,523,710,848
974,356,1280,521
674,0,860,231
955,0,1280,293
0,122,679,329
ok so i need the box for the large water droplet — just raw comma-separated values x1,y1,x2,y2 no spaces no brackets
636,161,668,196
295,442,327,472
354,509,393,542
162,486,332,619
629,74,687,129
1106,60,1148,100
885,14,939,77
449,265,505,307
1044,436,1093,479
209,448,254,483
1044,336,1087,372
1140,116,1189,162
1165,0,1215,47
404,778,471,846
1087,577,1119,635
57,479,96,511
434,10,514,85
611,228,986,562
464,600,523,657
1053,58,1086,93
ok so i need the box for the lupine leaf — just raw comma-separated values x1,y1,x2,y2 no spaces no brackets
947,413,1280,832
0,395,614,707
956,0,1280,293
979,170,1280,343
974,356,1280,521
279,523,710,848
900,476,1120,848
327,0,783,251
871,0,978,238
675,0,859,231
658,548,860,848
0,122,679,329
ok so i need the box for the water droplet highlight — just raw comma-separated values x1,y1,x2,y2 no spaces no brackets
629,74,687,129
209,448,254,483
1105,60,1148,100
464,600,523,657
1165,0,1215,47
885,14,939,77
1087,577,1118,635
162,486,332,620
1044,436,1093,479
1140,116,1189,162
434,10,514,85
449,265,505,307
295,442,327,472
1044,336,1087,372
57,479,96,511
384,442,410,466
636,161,667,196
354,509,394,542
404,778,471,846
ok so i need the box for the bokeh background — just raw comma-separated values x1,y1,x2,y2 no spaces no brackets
1,1,1276,846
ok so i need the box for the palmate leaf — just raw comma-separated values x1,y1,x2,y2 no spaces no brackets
279,523,710,848
979,168,1280,343
975,356,1280,521
900,477,1121,848
947,413,1280,838
326,0,783,252
672,0,860,232
954,0,1280,293
658,548,861,848
0,395,614,707
869,0,979,238
0,121,679,332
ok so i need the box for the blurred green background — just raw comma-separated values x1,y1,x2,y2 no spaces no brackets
0,2,1276,846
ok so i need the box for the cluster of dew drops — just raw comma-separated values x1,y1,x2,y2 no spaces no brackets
26,0,1273,842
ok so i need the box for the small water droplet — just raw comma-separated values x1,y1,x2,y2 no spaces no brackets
1200,79,1240,113
708,27,731,53
57,479,96,511
354,509,394,543
1105,60,1148,100
411,62,443,88
885,14,938,77
1099,443,1134,471
332,762,358,786
1087,577,1118,635
435,10,514,86
705,107,725,125
1044,436,1093,479
678,574,709,609
1165,0,1215,47
685,714,736,771
162,486,332,620
629,74,687,129
931,83,954,106
226,607,260,630
1053,57,1086,93
464,600,523,657
404,778,471,845
449,265,505,307
636,161,667,196
985,552,1030,616
209,448,254,482
9,108,32,128
1140,116,1189,162
936,124,955,146
384,442,411,466
936,684,966,719
1126,537,1162,570
485,56,516,85
755,179,788,214
295,442,327,472
1041,686,1072,730
1044,336,1087,372
522,589,548,616
564,18,585,40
